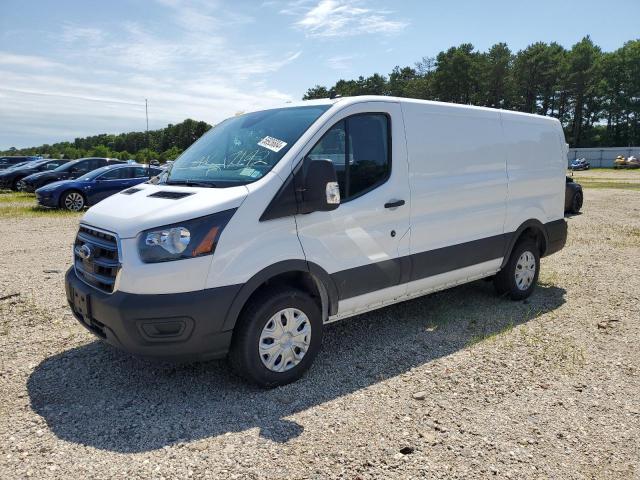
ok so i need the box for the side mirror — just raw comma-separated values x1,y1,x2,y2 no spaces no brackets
298,158,340,214
259,158,340,222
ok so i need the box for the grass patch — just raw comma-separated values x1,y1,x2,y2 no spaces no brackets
569,167,640,175
579,181,640,190
0,191,34,203
0,204,81,218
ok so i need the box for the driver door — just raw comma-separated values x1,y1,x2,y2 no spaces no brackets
294,102,411,318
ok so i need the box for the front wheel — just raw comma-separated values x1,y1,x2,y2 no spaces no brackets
229,287,323,388
494,239,540,300
61,191,85,211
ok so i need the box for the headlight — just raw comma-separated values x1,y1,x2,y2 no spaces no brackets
138,209,236,263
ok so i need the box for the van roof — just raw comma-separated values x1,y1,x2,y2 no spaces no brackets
264,95,559,125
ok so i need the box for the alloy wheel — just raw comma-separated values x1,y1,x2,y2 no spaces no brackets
64,192,84,211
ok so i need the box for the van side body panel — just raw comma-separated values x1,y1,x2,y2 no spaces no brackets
501,111,566,232
328,98,567,321
402,100,509,286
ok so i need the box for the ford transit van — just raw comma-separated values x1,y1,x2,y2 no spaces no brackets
65,96,568,387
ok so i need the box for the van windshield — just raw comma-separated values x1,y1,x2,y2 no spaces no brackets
162,105,330,187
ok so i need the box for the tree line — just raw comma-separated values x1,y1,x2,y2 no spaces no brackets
304,37,640,147
3,36,637,157
1,119,211,162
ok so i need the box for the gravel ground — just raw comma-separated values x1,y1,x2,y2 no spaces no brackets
0,185,639,479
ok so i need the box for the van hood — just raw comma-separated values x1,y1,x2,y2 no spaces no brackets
81,183,250,238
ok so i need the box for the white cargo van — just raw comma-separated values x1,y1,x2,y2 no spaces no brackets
66,96,568,387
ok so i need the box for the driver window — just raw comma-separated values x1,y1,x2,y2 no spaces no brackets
133,167,150,178
99,168,126,180
308,121,346,198
308,113,390,201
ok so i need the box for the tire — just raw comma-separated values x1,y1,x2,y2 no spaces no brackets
229,286,323,388
61,190,85,211
11,177,23,191
570,191,583,214
494,239,540,300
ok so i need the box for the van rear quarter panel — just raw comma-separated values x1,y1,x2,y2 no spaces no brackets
501,112,565,231
402,101,508,254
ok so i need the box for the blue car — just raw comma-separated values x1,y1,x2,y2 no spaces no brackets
36,163,162,211
570,158,590,171
0,156,41,170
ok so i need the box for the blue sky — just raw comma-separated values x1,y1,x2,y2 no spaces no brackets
1,0,638,149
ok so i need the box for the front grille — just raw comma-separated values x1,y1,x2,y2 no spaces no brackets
74,225,120,293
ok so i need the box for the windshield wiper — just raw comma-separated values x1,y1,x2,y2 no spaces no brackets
164,179,217,188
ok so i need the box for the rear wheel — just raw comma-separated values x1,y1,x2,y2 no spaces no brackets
61,191,85,211
570,191,583,214
229,286,322,388
494,239,540,300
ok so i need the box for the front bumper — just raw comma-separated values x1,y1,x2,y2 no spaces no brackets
65,267,241,361
23,181,38,193
36,191,58,207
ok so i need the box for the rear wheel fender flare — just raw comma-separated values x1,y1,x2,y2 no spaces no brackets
501,219,549,269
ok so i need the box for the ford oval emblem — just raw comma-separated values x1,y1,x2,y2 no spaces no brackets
75,244,93,260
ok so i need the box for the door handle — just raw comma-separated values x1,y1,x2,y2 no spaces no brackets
384,199,405,208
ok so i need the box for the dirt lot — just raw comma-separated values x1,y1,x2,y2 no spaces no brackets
0,175,639,479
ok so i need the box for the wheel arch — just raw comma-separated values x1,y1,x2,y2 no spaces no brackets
221,260,338,332
501,219,549,269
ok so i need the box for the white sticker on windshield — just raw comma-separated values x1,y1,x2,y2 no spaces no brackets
239,168,261,178
258,136,287,153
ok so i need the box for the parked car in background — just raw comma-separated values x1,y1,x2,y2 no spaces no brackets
565,176,583,214
21,157,123,192
570,158,590,171
0,161,33,177
0,156,41,170
0,159,68,190
36,163,162,211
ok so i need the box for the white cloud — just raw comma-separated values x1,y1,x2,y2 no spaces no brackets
61,25,105,44
290,0,407,38
326,54,354,70
0,2,303,149
0,67,296,148
0,52,63,69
